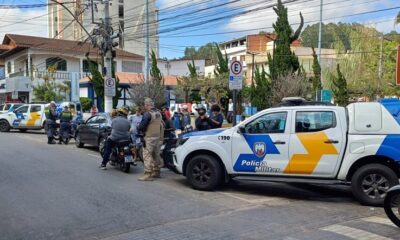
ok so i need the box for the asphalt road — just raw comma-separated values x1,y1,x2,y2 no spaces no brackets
0,131,399,240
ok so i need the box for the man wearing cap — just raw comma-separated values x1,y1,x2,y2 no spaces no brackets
137,98,164,181
44,101,58,144
59,106,73,144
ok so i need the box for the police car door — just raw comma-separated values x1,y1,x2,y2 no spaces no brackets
231,111,291,175
284,110,344,178
13,105,30,128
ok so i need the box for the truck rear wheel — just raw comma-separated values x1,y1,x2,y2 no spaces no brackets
351,164,399,206
0,120,11,132
186,154,223,191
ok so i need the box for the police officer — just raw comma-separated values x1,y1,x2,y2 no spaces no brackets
59,105,73,144
44,101,58,144
137,98,164,181
195,104,213,131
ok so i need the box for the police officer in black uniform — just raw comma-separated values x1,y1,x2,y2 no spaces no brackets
59,105,73,144
44,101,58,144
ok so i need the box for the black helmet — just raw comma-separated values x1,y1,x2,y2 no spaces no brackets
196,104,206,111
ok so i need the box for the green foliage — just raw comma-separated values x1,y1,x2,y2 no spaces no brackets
176,60,200,103
269,0,304,81
113,78,123,108
331,64,348,106
87,58,104,109
214,43,229,76
80,97,92,112
310,47,322,96
251,66,271,110
182,42,219,65
150,50,163,83
33,82,63,102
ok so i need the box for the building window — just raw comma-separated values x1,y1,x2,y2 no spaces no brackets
46,57,67,71
83,60,98,73
122,61,143,73
232,57,237,61
240,40,246,45
55,16,58,22
232,41,238,47
119,5,124,18
55,30,58,36
119,0,123,3
7,62,11,74
119,20,124,31
240,55,245,62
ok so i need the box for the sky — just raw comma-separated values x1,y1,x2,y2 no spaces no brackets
0,0,399,59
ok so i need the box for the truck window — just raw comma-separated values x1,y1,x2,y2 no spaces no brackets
245,112,287,134
295,111,336,133
30,105,42,113
14,106,29,114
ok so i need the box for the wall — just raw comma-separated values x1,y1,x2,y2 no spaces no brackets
158,59,206,77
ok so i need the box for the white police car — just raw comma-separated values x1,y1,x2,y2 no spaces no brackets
173,99,400,205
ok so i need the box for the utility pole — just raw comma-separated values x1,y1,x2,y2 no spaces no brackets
144,0,150,83
103,0,113,113
378,33,384,93
317,0,323,64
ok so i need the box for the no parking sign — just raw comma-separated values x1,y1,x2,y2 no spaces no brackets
229,60,243,90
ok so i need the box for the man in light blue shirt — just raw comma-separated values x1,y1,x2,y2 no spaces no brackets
128,107,143,143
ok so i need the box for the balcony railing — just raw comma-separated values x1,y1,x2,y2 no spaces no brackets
33,71,71,80
8,71,25,78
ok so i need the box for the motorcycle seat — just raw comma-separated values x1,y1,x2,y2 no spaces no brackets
116,140,131,147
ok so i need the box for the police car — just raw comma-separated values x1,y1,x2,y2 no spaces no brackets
173,98,400,206
0,103,47,132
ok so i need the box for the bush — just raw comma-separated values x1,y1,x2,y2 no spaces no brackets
80,97,91,112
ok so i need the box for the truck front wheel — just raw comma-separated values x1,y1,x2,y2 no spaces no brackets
186,154,223,191
352,164,399,206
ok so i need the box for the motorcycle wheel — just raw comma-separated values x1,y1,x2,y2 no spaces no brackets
120,162,130,173
384,188,400,228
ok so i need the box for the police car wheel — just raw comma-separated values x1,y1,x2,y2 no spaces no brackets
0,120,10,132
186,155,222,191
351,164,399,206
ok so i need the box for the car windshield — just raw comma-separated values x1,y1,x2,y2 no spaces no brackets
4,104,11,110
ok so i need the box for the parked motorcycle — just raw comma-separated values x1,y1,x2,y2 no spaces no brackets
384,185,400,227
101,140,135,173
160,133,179,173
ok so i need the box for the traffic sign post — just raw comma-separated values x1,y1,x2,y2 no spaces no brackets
229,61,243,126
104,77,116,97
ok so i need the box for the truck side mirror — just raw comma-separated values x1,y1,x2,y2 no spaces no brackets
238,126,246,134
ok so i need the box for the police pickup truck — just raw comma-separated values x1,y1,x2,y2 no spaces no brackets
173,98,400,205
0,101,82,132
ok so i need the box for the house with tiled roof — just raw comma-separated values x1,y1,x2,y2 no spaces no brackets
0,34,144,105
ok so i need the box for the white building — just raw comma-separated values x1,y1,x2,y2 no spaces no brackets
48,0,159,57
157,59,206,77
0,34,144,104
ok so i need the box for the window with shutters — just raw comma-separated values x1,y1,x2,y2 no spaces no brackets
122,61,143,73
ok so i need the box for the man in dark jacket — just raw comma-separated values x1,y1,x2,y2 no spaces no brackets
195,104,212,131
44,101,58,144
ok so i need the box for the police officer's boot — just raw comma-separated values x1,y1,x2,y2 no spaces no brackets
151,170,161,178
48,137,56,144
138,172,153,181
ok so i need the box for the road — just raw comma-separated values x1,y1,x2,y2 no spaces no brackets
0,131,398,240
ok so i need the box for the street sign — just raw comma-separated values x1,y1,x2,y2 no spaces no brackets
396,45,400,86
229,60,243,90
104,77,116,97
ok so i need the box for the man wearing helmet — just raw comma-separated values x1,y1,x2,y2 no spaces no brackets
137,98,164,181
195,104,213,131
99,108,131,170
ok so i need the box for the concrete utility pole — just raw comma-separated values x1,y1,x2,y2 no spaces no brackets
103,0,113,113
317,0,323,64
144,0,150,83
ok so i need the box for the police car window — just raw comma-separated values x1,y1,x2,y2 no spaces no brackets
245,112,287,134
4,104,10,110
296,111,336,133
0,105,4,110
15,106,29,113
31,105,41,113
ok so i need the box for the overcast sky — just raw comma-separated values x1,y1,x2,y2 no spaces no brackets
0,0,399,59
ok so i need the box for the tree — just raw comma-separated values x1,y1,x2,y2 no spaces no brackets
182,42,219,65
270,73,310,105
310,47,322,97
396,11,400,25
87,58,104,110
80,97,91,112
57,81,71,101
176,60,199,103
268,0,304,82
250,65,271,110
32,82,63,102
331,64,348,106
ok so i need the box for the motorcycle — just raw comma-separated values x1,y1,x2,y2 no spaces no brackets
160,132,179,173
102,140,135,173
384,185,400,227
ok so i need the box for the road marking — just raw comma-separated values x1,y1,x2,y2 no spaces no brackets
217,191,290,205
362,216,397,227
321,225,393,240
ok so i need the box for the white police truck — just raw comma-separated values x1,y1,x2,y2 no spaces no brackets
173,98,400,205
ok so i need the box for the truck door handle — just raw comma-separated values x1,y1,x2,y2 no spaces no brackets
273,140,286,145
324,139,339,144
